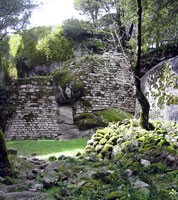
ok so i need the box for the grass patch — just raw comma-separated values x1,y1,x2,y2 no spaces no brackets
7,138,88,158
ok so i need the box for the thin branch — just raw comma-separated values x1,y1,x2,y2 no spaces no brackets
0,33,7,42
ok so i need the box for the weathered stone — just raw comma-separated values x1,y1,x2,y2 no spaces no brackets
137,55,178,122
43,176,57,189
27,171,36,180
44,161,60,173
124,169,133,177
140,159,151,167
8,148,17,155
134,180,149,188
0,191,37,200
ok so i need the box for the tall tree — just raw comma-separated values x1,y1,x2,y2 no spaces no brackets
0,0,38,177
134,0,153,130
74,0,102,23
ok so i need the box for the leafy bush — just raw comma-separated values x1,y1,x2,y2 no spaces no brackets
62,18,91,42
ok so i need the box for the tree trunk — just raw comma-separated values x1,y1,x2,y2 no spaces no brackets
134,0,153,130
0,130,13,177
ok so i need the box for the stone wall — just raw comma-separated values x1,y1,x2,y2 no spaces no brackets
70,53,135,115
5,77,87,140
136,56,178,122
5,53,136,140
5,77,62,140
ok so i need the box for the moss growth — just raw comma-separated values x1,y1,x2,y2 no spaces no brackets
166,95,178,105
9,154,35,171
74,112,106,130
13,76,52,86
52,68,84,101
0,130,13,177
106,191,122,200
95,108,133,124
52,69,72,89
80,178,102,193
74,108,133,130
84,120,178,171
48,156,57,162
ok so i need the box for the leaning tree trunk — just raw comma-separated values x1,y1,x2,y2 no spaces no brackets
134,0,153,130
0,130,13,177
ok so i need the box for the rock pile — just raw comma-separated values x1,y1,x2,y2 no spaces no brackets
84,119,178,169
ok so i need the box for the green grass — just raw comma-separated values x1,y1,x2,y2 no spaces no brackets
7,138,88,159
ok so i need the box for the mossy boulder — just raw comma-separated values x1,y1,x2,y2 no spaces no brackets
74,108,133,131
95,108,133,124
52,68,84,104
74,112,106,130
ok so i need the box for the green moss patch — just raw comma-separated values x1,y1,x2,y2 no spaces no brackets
84,120,178,169
74,108,133,130
52,68,84,101
74,112,106,130
95,108,133,124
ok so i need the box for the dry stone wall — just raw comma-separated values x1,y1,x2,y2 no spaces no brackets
5,53,136,140
5,77,63,140
70,53,135,115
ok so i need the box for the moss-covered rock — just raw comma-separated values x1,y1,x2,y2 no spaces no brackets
84,120,178,170
52,68,84,104
0,130,13,177
106,191,121,200
74,112,106,130
95,108,133,124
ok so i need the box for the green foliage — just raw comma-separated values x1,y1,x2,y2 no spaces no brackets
9,26,73,78
118,0,178,50
74,0,102,22
0,36,11,82
3,63,11,83
62,18,90,42
0,0,37,38
9,27,51,77
169,189,178,200
47,26,74,64
73,0,178,53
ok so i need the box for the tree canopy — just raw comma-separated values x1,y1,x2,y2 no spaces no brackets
74,0,178,52
8,26,73,78
0,0,38,41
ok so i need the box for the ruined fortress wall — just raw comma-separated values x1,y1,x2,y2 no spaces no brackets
72,53,135,115
5,77,63,140
5,54,136,140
